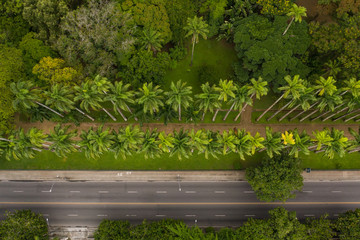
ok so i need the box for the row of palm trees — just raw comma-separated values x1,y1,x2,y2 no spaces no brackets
256,76,360,123
10,76,269,123
1,124,359,161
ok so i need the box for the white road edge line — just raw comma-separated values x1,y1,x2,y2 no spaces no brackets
98,191,109,193
185,191,196,194
156,191,167,194
13,190,23,193
125,214,137,217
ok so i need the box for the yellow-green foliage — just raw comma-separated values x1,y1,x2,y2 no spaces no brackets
121,0,172,43
257,0,291,16
32,56,79,85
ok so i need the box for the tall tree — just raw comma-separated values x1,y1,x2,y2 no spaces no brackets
165,80,193,121
223,85,251,121
10,81,64,117
217,130,239,155
74,81,103,119
136,82,164,116
235,77,268,121
79,125,114,159
203,130,221,159
261,127,283,158
282,3,307,35
257,75,305,122
348,127,360,153
171,129,191,160
188,129,209,154
44,84,74,114
141,129,161,159
47,124,78,157
213,79,236,121
336,209,360,240
92,75,117,121
234,129,253,160
288,129,311,158
195,82,221,121
183,16,209,66
111,125,144,159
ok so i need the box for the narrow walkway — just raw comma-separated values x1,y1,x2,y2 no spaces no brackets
16,106,359,138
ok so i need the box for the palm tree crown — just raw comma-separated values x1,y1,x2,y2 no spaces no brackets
45,84,74,113
74,81,103,113
196,83,221,121
165,80,193,121
138,28,164,53
136,82,164,115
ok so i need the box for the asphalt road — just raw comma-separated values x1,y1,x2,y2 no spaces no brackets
0,181,359,227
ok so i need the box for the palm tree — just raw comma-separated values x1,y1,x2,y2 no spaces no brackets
1,129,38,161
111,125,144,159
92,75,117,121
282,3,307,35
203,130,221,159
223,85,251,121
290,76,337,121
188,129,209,153
79,125,114,159
348,128,360,153
217,130,239,155
74,81,103,119
234,129,252,160
213,79,236,121
279,86,316,122
288,129,311,158
311,129,333,152
165,80,193,121
301,92,342,122
260,127,283,158
316,128,349,159
158,104,177,125
105,81,135,122
47,124,78,157
136,82,164,116
184,105,201,124
138,28,164,53
171,129,191,160
141,129,161,159
235,77,268,121
248,132,265,155
256,75,305,122
184,16,209,66
10,81,64,117
323,60,341,78
195,83,221,121
158,131,174,153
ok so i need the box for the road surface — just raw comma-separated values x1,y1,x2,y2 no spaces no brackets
0,181,359,227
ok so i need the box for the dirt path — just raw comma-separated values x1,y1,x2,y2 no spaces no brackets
16,106,359,139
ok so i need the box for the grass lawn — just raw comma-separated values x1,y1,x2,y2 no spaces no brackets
1,149,360,170
163,38,237,94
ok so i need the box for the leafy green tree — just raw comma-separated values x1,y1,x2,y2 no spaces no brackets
158,104,177,125
336,209,360,240
165,80,192,121
1,129,37,160
171,129,191,160
288,129,311,158
195,82,221,121
223,85,251,121
74,81,103,115
56,0,135,77
136,82,164,116
316,128,349,159
47,124,77,158
44,84,74,114
213,79,236,121
111,125,144,159
282,3,307,35
246,152,303,202
22,0,68,41
184,16,209,66
138,28,164,53
0,209,48,240
79,125,114,159
94,220,131,240
257,75,305,121
234,129,253,160
204,130,221,159
188,129,209,154
348,127,360,153
305,214,335,240
158,131,174,153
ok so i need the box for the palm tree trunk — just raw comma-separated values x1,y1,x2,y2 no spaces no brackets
223,102,235,121
34,101,64,118
201,111,206,121
126,104,138,121
345,111,360,122
102,108,117,121
312,103,346,121
178,103,181,121
279,104,300,122
300,108,319,122
322,107,348,122
256,94,284,122
283,17,294,35
333,109,360,122
212,109,219,122
0,137,11,142
235,93,254,121
103,90,127,121
190,36,195,66
75,107,95,121
290,102,318,121
267,100,292,121
348,147,360,153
